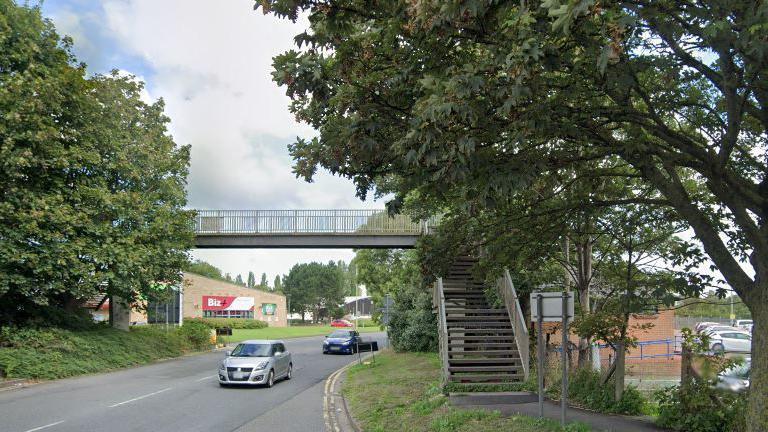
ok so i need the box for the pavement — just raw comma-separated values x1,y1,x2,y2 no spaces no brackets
0,332,386,432
450,393,665,432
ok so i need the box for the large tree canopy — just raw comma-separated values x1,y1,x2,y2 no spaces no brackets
0,1,193,326
259,0,768,428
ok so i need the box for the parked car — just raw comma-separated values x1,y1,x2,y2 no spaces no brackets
702,325,741,335
734,319,753,333
717,359,750,392
330,319,353,328
323,330,362,354
218,340,292,387
708,330,752,353
694,322,722,333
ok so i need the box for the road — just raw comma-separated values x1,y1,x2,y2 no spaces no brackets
0,332,386,432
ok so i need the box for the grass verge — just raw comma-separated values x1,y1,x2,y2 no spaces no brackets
224,324,381,343
0,325,211,380
343,351,591,432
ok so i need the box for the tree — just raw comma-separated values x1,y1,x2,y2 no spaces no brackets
0,1,193,327
185,260,226,282
282,262,344,323
273,275,282,293
260,1,768,426
247,271,256,288
235,274,244,286
224,273,233,282
260,273,269,290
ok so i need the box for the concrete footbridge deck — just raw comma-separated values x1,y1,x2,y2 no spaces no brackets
193,209,429,248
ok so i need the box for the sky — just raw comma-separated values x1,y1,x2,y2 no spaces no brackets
39,0,381,281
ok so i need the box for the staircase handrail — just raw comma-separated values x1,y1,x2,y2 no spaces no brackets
500,269,530,380
436,277,450,385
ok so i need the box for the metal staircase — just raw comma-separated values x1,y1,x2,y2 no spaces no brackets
434,257,529,386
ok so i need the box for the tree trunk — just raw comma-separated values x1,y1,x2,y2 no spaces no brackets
614,340,625,402
576,239,593,369
744,290,768,432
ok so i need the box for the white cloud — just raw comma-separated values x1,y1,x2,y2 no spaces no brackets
93,0,382,277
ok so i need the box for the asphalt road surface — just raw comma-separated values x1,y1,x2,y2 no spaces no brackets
0,332,386,432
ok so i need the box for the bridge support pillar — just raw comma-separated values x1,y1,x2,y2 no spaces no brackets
110,295,131,331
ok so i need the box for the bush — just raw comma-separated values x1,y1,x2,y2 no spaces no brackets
0,325,213,380
178,321,213,350
655,381,746,432
184,317,268,329
548,367,646,415
388,285,438,352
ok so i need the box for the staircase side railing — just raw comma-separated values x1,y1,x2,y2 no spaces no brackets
435,277,450,385
499,269,530,380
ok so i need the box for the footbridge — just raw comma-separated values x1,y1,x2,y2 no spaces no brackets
193,210,430,248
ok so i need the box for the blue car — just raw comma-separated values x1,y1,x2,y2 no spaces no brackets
323,330,361,354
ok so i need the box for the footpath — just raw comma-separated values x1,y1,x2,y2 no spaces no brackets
451,392,665,432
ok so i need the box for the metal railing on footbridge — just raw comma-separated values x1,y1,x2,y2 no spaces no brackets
194,209,432,235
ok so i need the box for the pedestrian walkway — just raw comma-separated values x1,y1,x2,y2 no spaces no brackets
450,393,665,432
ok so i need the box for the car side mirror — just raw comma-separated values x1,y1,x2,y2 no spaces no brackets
325,335,328,338
225,351,232,356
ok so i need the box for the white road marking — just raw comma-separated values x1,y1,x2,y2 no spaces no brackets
24,421,64,432
108,387,172,408
195,375,217,382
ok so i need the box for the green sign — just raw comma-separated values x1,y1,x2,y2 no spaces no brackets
262,303,277,315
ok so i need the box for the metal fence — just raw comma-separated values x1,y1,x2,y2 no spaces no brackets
674,316,733,330
194,210,427,235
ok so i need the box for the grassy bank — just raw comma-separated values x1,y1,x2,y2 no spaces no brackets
224,324,381,343
0,324,211,380
343,351,590,432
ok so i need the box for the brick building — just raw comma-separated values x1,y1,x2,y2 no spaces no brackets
182,273,287,327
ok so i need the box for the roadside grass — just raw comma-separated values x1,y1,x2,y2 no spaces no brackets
224,323,381,343
343,351,591,432
0,325,211,380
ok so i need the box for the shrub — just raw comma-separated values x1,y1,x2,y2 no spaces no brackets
548,367,646,415
178,321,213,350
655,381,746,432
388,285,438,352
184,317,268,329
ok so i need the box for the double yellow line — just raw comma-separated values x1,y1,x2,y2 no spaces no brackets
323,357,369,432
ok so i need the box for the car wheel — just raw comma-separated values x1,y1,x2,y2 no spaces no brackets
286,363,293,380
712,343,725,353
266,370,274,388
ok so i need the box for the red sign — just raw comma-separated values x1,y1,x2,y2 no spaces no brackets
202,296,255,311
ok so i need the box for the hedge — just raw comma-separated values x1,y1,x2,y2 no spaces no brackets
0,323,213,380
184,317,268,329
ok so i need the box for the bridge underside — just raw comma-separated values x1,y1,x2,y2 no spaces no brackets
194,234,418,249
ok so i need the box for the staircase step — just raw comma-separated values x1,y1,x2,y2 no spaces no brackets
449,358,520,365
449,350,520,358
447,320,512,329
449,342,516,348
448,335,514,341
449,365,523,373
449,374,523,383
448,327,513,332
445,308,506,314
446,316,509,322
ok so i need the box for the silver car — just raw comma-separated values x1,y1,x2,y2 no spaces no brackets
717,359,750,392
218,340,292,387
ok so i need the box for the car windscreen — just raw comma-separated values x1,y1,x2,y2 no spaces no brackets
329,331,352,338
722,362,751,379
231,343,272,357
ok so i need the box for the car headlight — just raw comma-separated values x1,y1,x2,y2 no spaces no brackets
342,339,352,345
323,340,329,345
256,361,269,369
219,362,226,371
